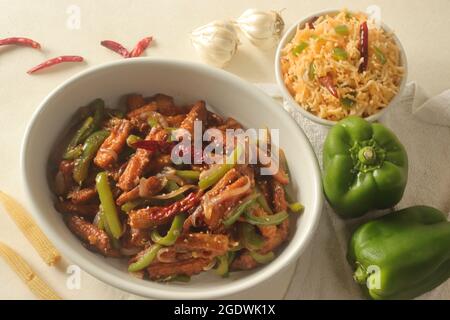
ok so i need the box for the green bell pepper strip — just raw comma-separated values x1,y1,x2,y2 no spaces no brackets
292,41,308,56
288,202,304,213
66,99,106,159
121,199,142,213
165,180,180,192
175,170,200,182
244,210,289,226
73,130,109,184
238,223,264,251
126,134,142,148
150,213,186,246
63,116,94,159
223,193,259,227
323,116,408,219
250,251,275,264
128,244,162,272
97,208,121,250
348,206,450,300
63,144,84,160
198,144,242,190
147,117,159,128
214,254,229,277
95,172,123,239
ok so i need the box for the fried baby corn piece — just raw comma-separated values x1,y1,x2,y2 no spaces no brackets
166,114,186,127
126,102,158,119
154,233,229,263
0,191,60,266
129,192,201,229
67,187,97,204
66,215,119,257
202,169,251,230
271,179,288,212
94,119,131,169
55,201,99,217
147,258,211,280
175,233,229,255
118,127,168,191
0,242,61,300
180,100,207,136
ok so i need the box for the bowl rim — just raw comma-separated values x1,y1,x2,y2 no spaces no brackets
20,57,323,299
275,8,409,127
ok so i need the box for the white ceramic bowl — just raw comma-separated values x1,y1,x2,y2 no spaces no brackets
21,58,323,299
275,9,408,126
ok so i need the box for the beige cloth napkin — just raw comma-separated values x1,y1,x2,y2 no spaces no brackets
260,82,450,299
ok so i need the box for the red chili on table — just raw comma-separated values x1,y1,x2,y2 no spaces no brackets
319,72,339,98
0,37,41,49
128,36,153,58
358,21,369,73
100,40,130,58
27,55,84,74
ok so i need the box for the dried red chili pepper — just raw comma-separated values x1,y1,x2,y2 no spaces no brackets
0,37,41,49
358,21,369,73
306,16,319,29
319,72,339,98
128,37,153,58
132,140,175,154
129,192,201,228
100,40,130,58
27,55,84,74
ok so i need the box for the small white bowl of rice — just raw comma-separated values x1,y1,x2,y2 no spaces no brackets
275,9,408,126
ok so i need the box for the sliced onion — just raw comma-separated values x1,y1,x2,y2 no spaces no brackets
92,211,102,227
158,166,185,186
151,184,197,200
190,205,204,227
203,259,217,271
156,247,177,263
202,176,251,219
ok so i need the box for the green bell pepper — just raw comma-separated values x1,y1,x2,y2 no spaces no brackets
348,206,450,300
323,116,408,218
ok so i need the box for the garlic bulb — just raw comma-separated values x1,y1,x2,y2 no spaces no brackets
236,9,284,48
190,20,240,68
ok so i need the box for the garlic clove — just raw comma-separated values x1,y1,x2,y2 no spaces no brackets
236,9,285,48
190,20,240,68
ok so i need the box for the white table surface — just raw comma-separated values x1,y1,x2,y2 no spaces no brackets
1,0,450,299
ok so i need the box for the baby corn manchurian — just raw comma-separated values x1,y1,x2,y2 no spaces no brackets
50,93,300,283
